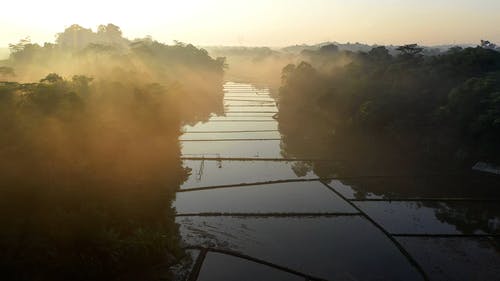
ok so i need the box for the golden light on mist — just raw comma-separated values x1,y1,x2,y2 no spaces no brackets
1,0,499,47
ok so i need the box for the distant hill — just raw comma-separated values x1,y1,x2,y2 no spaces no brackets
281,42,377,54
281,42,482,55
203,46,282,60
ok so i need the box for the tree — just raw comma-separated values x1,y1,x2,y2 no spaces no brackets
72,75,93,94
97,24,126,46
319,44,339,54
56,24,96,49
97,23,122,37
396,44,423,58
215,57,228,70
8,37,31,53
8,38,41,62
480,40,497,50
40,73,63,83
448,46,463,54
368,46,391,61
281,64,296,83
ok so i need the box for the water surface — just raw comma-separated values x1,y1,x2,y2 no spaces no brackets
181,140,282,158
174,181,357,214
355,201,500,235
196,252,304,281
177,216,424,281
183,122,278,132
180,160,317,189
180,131,280,141
176,81,500,280
397,237,500,281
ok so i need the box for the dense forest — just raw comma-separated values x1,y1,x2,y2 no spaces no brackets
2,22,499,281
279,42,500,177
0,24,225,280
277,42,500,237
204,42,482,91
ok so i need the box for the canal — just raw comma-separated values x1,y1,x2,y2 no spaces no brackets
173,82,500,281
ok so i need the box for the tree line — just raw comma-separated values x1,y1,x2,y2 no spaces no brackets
0,24,225,280
279,43,500,168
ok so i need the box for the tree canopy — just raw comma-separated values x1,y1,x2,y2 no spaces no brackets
279,43,500,165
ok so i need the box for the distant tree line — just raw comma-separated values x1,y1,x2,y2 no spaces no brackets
279,43,500,165
0,24,226,280
1,24,226,122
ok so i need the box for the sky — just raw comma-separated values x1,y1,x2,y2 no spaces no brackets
1,0,500,47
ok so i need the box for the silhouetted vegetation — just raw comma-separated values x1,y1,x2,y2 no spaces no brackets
279,43,500,174
278,44,500,235
2,24,226,123
0,24,225,281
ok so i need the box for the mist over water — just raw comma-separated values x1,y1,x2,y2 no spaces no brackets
1,5,500,280
0,24,225,280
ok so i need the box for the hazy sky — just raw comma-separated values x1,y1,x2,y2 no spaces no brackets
1,0,499,47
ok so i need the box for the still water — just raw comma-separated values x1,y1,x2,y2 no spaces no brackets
177,216,423,281
175,82,500,281
174,181,356,215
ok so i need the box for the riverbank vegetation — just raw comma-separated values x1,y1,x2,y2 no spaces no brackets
278,43,500,234
279,43,500,174
0,24,225,280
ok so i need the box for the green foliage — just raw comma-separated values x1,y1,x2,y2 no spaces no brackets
446,74,500,138
55,24,128,50
0,75,188,280
319,44,340,54
1,23,225,280
396,44,424,58
279,43,500,163
130,40,225,72
6,24,226,124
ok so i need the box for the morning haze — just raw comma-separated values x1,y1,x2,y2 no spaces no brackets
1,0,500,47
1,1,499,281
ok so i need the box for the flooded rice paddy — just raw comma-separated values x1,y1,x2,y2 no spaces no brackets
175,82,500,281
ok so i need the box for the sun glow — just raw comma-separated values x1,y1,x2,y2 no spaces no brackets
1,0,500,47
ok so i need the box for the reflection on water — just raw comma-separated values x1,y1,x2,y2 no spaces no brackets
183,121,278,132
181,140,282,158
326,179,384,199
177,216,423,281
196,252,304,281
180,131,280,141
176,82,500,280
209,115,275,121
224,101,276,107
397,237,500,281
224,106,278,112
325,175,500,200
355,201,500,235
174,181,357,214
180,160,316,189
224,97,275,102
224,112,277,117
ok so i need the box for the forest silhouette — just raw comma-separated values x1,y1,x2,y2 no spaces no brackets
1,21,500,281
0,24,225,280
279,43,500,167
